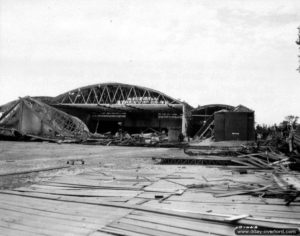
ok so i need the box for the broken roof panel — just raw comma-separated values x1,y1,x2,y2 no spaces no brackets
0,97,89,141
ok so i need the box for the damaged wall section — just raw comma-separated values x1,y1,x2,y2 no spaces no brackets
0,97,89,141
50,83,193,141
0,83,255,143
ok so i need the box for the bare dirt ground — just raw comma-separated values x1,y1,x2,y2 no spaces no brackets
0,141,184,189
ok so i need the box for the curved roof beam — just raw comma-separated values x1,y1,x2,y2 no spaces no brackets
54,82,184,106
193,104,234,112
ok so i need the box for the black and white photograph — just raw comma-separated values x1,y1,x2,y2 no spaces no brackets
0,0,300,235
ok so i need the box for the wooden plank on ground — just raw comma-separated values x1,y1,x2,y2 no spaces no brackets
142,199,300,220
14,187,142,197
231,159,255,167
43,179,145,189
109,221,198,236
0,214,78,236
0,208,90,235
0,198,128,225
224,214,249,222
88,230,116,236
0,165,70,177
0,192,132,223
143,180,185,193
98,227,148,236
118,217,213,236
246,158,268,169
0,190,298,229
249,156,270,167
0,203,99,230
128,211,234,235
214,185,272,198
0,225,42,236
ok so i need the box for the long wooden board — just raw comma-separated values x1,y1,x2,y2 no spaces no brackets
0,190,298,228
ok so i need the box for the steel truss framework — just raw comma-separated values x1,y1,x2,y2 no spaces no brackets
55,83,181,105
21,97,89,139
0,97,89,141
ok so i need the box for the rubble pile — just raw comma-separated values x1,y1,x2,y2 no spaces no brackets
86,129,173,147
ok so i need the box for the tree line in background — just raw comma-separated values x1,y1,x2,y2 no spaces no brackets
256,115,299,153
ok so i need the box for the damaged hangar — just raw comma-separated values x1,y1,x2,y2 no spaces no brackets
50,83,192,142
0,82,255,142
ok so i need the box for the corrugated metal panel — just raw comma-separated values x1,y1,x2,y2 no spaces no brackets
225,112,248,140
214,112,254,141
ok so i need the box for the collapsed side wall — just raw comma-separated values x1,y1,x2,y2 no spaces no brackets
20,103,54,137
0,98,89,140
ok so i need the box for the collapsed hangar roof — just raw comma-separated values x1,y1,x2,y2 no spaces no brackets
0,97,89,141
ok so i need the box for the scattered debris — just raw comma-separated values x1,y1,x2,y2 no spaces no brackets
273,173,300,206
85,129,187,147
214,185,272,198
66,159,85,165
153,151,288,170
224,214,249,222
158,189,186,203
0,165,70,177
154,194,164,199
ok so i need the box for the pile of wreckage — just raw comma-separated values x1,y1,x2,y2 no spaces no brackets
187,138,300,170
0,98,180,146
152,140,300,206
87,128,174,147
1,97,300,157
0,97,89,143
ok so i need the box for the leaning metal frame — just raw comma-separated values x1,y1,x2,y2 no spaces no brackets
54,83,182,105
21,97,89,140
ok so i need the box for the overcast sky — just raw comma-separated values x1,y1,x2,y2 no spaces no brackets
1,0,300,124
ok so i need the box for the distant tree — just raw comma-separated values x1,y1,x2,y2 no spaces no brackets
284,115,299,129
255,124,272,139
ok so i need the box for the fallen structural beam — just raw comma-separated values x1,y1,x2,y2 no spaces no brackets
0,166,70,177
214,185,272,198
